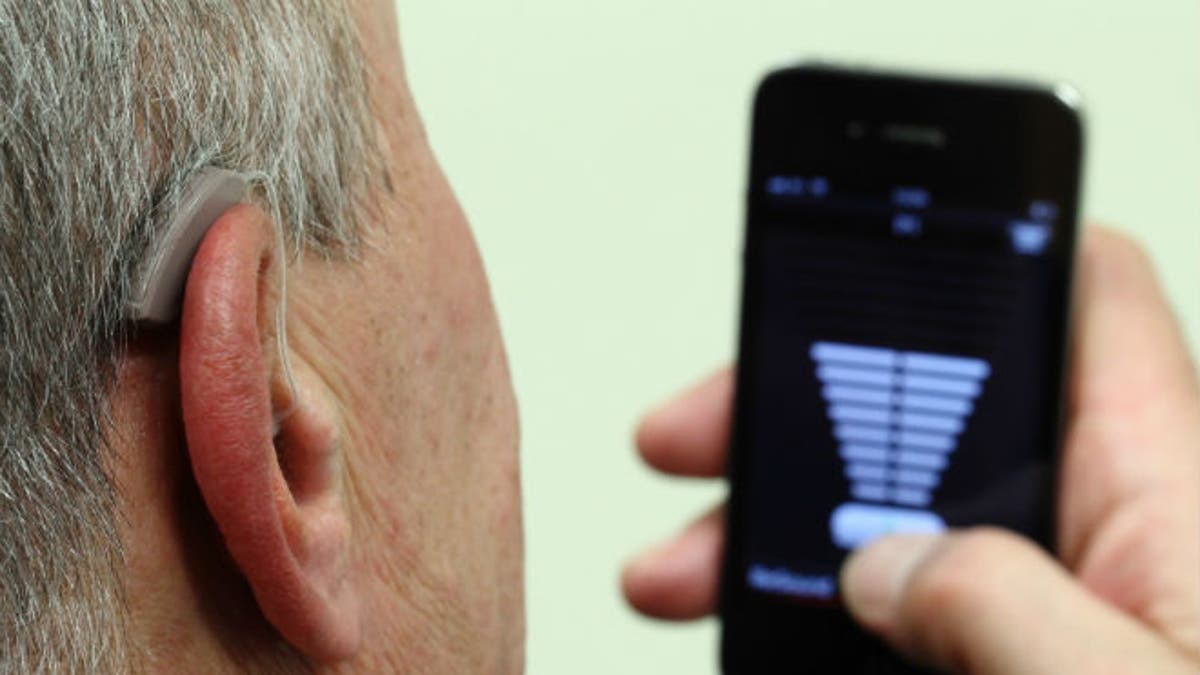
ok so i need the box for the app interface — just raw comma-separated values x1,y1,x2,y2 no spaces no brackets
739,175,1067,604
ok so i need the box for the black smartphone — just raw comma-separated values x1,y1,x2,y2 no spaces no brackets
719,65,1084,674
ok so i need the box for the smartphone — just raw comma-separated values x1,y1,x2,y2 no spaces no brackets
719,65,1084,674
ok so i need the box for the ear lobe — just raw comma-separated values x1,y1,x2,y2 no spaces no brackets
178,203,360,662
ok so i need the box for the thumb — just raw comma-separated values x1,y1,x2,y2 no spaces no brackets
840,529,1194,675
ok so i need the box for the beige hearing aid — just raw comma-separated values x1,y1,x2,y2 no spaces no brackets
129,168,249,324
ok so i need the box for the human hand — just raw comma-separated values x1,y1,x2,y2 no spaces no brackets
621,229,1200,674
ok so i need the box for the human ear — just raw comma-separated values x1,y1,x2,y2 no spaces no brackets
177,203,360,662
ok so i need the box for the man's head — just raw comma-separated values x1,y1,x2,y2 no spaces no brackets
0,1,523,671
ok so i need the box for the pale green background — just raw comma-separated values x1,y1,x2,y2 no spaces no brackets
396,2,1198,673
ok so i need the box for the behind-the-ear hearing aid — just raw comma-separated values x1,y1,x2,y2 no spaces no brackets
130,168,299,411
129,168,249,324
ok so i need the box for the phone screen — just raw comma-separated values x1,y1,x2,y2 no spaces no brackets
721,67,1083,672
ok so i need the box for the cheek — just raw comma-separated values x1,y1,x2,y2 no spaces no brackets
418,197,525,619
350,165,524,634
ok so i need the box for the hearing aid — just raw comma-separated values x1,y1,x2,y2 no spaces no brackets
129,168,249,324
130,167,299,407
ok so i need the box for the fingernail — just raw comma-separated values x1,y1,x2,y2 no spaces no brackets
841,535,941,628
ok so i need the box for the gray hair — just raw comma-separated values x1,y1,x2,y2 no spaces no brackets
0,1,381,671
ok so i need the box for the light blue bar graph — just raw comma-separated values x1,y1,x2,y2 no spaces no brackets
895,450,948,470
846,463,889,482
825,385,893,406
841,444,890,463
811,342,896,368
830,405,893,425
835,424,891,444
819,365,896,387
899,411,964,434
902,373,981,397
901,351,991,379
896,430,956,452
901,392,973,415
814,339,993,546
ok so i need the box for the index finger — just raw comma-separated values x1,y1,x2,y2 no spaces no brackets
636,368,733,478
